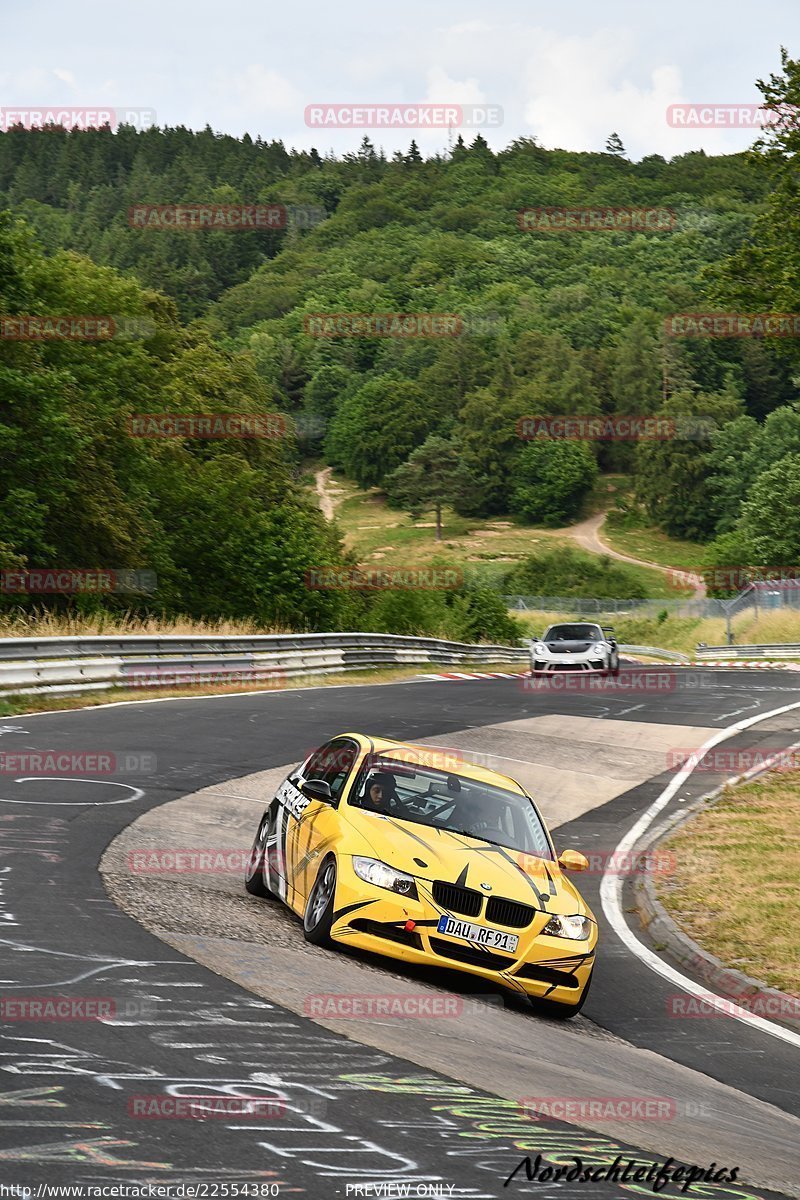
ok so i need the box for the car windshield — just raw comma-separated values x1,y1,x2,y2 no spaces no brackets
348,757,553,860
544,624,600,642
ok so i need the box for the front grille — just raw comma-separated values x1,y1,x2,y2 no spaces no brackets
515,962,581,988
429,936,516,971
486,896,536,928
350,918,422,949
432,880,482,917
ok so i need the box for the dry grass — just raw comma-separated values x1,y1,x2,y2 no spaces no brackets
0,611,286,639
656,770,800,993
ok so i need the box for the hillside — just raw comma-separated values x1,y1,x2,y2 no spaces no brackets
4,85,800,625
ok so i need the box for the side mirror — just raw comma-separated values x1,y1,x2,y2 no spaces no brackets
302,778,333,803
558,849,589,872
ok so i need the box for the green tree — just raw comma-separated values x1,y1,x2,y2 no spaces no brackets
633,382,744,540
605,132,626,157
510,440,598,526
737,454,800,564
324,375,433,488
384,435,465,540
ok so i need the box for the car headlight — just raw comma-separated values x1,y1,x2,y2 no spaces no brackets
541,913,592,940
352,856,418,899
533,643,548,654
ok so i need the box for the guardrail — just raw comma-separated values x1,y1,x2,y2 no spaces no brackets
0,632,530,699
695,643,800,660
616,644,691,663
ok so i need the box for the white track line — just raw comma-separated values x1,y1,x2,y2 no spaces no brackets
600,699,800,1049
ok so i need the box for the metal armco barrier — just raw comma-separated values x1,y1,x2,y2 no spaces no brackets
0,632,530,698
695,643,800,660
0,633,695,699
615,644,691,663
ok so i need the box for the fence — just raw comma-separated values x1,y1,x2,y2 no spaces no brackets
505,582,800,623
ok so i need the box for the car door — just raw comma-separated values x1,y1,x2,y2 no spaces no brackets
283,737,360,915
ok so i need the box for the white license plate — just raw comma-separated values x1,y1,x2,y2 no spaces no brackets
436,915,518,954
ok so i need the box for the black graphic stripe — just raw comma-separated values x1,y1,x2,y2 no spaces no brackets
384,818,437,855
331,898,377,924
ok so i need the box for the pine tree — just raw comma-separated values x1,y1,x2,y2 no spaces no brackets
605,132,626,157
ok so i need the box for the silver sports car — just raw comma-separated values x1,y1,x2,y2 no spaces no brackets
529,622,619,675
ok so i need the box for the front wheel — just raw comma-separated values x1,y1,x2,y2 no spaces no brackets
303,856,337,946
529,968,593,1020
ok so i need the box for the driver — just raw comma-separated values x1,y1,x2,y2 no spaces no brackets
361,771,400,814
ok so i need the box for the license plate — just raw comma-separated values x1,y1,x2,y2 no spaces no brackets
436,915,518,954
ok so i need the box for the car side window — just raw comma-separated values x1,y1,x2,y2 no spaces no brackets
303,738,358,801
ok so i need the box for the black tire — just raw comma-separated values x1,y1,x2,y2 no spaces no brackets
303,856,337,946
244,813,278,898
609,657,620,677
529,968,593,1020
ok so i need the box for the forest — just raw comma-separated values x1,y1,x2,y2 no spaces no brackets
3,51,800,631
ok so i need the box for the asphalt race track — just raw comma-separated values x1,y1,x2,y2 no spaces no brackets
1,666,800,1200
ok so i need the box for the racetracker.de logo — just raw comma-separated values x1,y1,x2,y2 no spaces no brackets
124,666,287,690
0,315,119,341
128,1095,286,1120
666,566,800,591
518,208,676,233
0,107,156,132
127,414,286,438
516,850,675,877
304,103,502,128
305,567,463,590
305,993,464,1019
666,747,800,774
0,750,155,776
127,848,281,874
127,204,325,231
515,415,715,441
519,1097,677,1121
1,996,116,1021
667,992,800,1020
665,313,800,338
362,747,490,773
304,313,463,338
522,671,678,694
666,103,800,128
0,569,156,594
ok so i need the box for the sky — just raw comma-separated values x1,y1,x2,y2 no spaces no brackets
1,0,798,160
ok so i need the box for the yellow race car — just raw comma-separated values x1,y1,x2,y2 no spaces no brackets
245,732,597,1018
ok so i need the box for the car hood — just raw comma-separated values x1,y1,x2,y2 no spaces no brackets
343,808,590,917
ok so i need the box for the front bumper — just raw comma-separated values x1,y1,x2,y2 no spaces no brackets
531,652,609,672
331,856,596,1006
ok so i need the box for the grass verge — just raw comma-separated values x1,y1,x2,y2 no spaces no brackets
655,768,800,994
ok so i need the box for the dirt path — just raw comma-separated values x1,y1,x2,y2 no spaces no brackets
564,511,705,598
315,466,337,521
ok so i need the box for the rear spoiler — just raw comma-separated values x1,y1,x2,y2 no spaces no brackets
602,626,615,633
